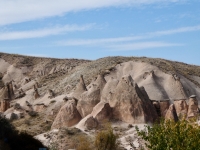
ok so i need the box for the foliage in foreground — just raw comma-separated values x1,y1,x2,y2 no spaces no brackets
95,125,120,150
0,117,46,150
136,119,200,150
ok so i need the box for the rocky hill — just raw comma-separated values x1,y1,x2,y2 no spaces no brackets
0,52,200,149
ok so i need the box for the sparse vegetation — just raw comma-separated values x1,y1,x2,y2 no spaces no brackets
136,119,200,150
95,124,120,150
0,117,45,150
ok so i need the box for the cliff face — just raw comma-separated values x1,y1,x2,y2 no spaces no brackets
0,53,200,149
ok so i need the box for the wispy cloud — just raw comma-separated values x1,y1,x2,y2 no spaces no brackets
0,24,93,40
56,24,200,47
108,41,183,51
0,0,187,26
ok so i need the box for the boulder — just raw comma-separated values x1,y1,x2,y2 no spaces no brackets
51,99,82,129
34,88,40,99
187,95,199,119
84,116,99,130
34,103,47,112
165,104,178,122
174,99,188,118
109,75,158,123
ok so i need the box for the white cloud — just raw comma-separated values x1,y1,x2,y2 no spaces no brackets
57,24,200,46
108,41,182,51
0,0,186,25
0,24,93,40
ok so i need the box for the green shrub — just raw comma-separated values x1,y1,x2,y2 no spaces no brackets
95,125,120,150
76,135,93,150
136,119,200,150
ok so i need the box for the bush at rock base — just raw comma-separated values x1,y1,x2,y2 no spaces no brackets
95,124,120,150
136,119,200,150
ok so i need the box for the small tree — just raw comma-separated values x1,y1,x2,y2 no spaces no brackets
136,119,200,150
95,125,119,150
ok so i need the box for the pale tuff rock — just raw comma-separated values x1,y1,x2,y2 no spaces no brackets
174,99,188,118
77,87,101,117
34,88,40,99
101,77,119,102
84,116,99,130
48,89,55,99
165,104,178,122
91,102,112,123
77,74,106,117
34,103,47,112
159,100,170,118
109,75,157,124
93,74,107,94
15,89,26,99
0,100,10,112
187,95,199,119
51,99,82,129
72,75,87,99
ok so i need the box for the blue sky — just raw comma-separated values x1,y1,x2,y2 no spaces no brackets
0,0,200,65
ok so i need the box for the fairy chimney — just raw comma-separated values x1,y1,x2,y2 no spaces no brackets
165,104,178,122
174,99,188,118
72,75,87,99
187,95,199,119
34,88,40,99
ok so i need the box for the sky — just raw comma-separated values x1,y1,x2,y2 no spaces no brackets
0,0,200,65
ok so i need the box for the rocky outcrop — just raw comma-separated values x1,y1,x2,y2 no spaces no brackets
34,103,47,112
0,100,10,112
51,99,82,129
92,74,106,94
77,74,106,117
72,75,87,99
34,88,40,99
48,89,55,99
15,89,26,99
77,87,101,117
91,102,112,123
165,104,178,122
187,95,199,119
159,100,170,118
101,77,119,102
84,116,98,130
109,75,158,123
174,99,188,118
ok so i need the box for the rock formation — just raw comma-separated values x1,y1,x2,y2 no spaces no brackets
174,99,188,118
51,99,82,129
159,100,170,118
15,89,26,99
77,74,106,117
77,86,101,117
72,75,87,99
187,95,199,119
91,102,112,123
34,88,40,99
165,104,178,122
109,75,158,123
48,89,55,99
84,116,98,130
93,74,106,94
34,103,47,112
